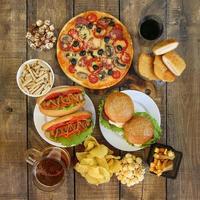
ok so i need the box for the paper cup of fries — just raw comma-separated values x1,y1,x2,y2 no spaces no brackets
16,59,54,97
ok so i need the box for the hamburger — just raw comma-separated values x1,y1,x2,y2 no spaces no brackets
99,92,134,132
124,112,162,147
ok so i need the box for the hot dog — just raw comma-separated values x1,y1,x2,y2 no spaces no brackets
37,86,85,117
42,111,93,146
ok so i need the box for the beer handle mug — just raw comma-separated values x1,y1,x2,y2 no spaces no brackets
25,148,42,165
25,147,70,192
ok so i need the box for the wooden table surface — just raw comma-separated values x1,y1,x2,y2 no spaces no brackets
0,0,200,199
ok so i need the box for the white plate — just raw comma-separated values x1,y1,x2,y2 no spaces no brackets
16,59,54,97
34,93,96,147
100,90,161,151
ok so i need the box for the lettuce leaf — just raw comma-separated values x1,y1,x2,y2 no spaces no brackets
52,125,93,147
61,104,75,110
133,112,162,147
98,100,123,133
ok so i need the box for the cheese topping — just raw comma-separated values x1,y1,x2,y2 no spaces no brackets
109,120,124,128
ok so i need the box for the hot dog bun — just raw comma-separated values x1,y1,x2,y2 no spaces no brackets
42,111,92,132
37,86,85,117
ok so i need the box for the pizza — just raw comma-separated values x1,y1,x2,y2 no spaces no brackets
57,11,134,89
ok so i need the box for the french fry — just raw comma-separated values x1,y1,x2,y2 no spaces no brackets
150,147,175,176
154,147,160,153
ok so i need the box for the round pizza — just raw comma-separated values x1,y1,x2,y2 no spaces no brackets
57,11,134,89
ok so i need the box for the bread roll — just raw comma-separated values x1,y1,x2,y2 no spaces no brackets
152,39,179,55
138,53,159,81
162,51,186,76
154,55,176,82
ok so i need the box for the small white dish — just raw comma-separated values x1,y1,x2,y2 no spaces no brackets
16,59,54,97
99,90,161,152
33,92,96,147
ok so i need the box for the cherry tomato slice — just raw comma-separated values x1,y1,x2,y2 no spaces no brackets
68,65,76,73
112,70,121,79
88,74,99,83
120,52,131,64
87,13,97,22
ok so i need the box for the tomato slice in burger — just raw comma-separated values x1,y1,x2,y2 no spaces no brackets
68,65,76,73
88,74,99,83
112,70,121,79
87,13,97,22
120,52,131,64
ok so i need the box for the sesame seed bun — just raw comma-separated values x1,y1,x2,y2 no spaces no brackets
104,92,134,123
124,115,154,145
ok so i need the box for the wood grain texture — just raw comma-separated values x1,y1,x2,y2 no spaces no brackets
166,0,200,199
120,0,167,199
74,1,120,200
0,0,27,199
0,0,199,199
27,1,74,200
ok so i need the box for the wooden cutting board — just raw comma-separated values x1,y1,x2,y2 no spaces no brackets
87,73,157,99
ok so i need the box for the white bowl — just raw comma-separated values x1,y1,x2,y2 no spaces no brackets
16,59,54,97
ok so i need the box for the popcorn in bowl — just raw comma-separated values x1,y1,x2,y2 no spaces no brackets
115,153,145,187
26,19,56,51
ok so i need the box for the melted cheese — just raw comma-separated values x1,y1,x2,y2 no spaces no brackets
75,65,89,74
109,120,124,128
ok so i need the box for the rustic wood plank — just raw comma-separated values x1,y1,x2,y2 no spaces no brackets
120,0,167,199
166,0,200,199
74,1,120,200
0,0,27,199
27,0,74,199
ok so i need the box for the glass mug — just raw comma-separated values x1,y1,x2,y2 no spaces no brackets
25,147,71,191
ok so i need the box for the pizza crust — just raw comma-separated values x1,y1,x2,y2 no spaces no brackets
57,11,134,89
